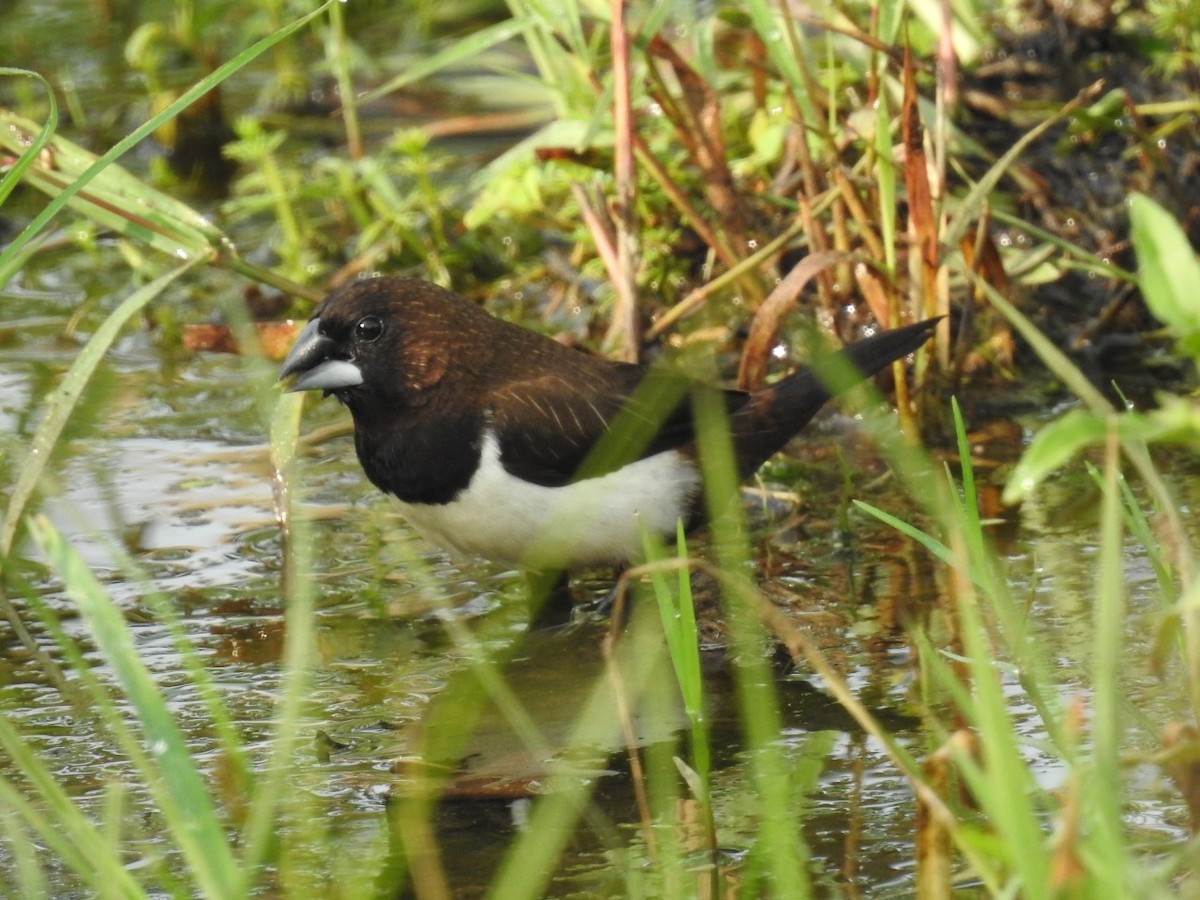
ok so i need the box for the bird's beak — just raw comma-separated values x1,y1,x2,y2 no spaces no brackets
278,318,364,393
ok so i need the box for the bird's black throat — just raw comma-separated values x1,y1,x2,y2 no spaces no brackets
352,411,484,506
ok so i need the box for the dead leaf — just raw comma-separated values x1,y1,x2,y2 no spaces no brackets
182,320,302,359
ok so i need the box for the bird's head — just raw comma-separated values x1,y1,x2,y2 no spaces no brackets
278,276,467,412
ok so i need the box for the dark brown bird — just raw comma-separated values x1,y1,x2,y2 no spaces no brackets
279,276,936,571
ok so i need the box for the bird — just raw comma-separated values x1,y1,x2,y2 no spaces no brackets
278,275,937,574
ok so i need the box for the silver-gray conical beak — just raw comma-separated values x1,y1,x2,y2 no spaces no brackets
278,318,364,393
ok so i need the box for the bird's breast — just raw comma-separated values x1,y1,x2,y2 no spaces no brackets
392,429,701,569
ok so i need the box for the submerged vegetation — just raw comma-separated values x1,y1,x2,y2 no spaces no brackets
3,0,1200,895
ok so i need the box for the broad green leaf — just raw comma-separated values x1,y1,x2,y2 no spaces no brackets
1004,392,1200,509
1118,394,1200,444
1003,408,1107,504
1130,193,1200,353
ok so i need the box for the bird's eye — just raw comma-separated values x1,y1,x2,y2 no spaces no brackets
355,316,383,343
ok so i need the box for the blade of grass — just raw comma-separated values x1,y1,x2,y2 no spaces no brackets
942,80,1104,250
0,801,46,900
0,759,142,899
28,515,243,898
0,257,204,560
1090,424,1132,889
642,522,706,762
505,0,594,117
485,605,674,900
979,276,1196,591
640,520,718,883
239,389,316,874
743,0,819,129
359,17,538,103
692,387,809,898
0,110,228,257
0,69,57,207
110,554,253,812
854,397,1065,891
326,1,363,160
1086,461,1175,608
0,258,204,696
940,525,1050,896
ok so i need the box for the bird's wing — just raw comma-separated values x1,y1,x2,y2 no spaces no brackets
488,365,745,487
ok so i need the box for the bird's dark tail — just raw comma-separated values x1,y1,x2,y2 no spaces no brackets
730,318,940,477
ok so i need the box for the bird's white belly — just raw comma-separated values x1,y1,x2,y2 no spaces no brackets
393,430,700,568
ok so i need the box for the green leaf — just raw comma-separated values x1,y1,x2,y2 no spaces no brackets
1130,193,1200,350
1004,380,1200,511
1003,408,1107,504
854,499,953,566
1115,394,1200,444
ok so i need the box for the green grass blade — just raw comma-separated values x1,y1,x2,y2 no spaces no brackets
108,557,252,806
1090,427,1132,889
0,740,143,899
692,388,810,897
854,499,953,565
743,0,818,127
0,802,46,900
485,609,671,899
0,801,46,900
642,519,709,786
28,516,242,897
1086,461,1175,607
0,257,205,560
973,280,1114,433
360,17,538,102
944,84,1100,249
0,69,57,208
0,107,230,255
238,390,317,874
